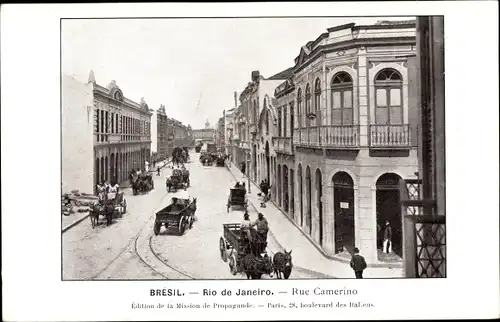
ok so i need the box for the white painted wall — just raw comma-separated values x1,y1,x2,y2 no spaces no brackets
61,74,95,194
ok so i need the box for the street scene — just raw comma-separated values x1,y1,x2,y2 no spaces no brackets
62,17,445,280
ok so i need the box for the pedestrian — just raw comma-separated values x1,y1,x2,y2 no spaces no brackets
157,167,161,176
383,221,392,254
350,247,367,279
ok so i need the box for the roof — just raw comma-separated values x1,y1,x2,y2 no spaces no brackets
267,66,295,80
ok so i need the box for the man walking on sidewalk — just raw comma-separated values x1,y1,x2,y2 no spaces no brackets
350,247,367,279
383,221,392,254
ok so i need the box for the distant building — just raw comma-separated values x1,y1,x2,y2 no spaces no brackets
192,120,215,144
156,104,169,161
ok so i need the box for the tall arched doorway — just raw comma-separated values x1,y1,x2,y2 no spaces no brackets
277,165,282,207
100,157,105,184
95,157,100,192
305,166,312,235
297,164,303,227
283,165,289,213
290,168,295,219
376,173,403,259
316,168,323,246
265,141,270,184
333,172,355,254
110,153,115,185
253,144,257,182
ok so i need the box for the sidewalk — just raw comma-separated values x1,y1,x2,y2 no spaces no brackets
226,162,404,279
62,160,173,233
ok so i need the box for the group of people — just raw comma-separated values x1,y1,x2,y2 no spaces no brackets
259,179,271,208
240,212,269,256
96,181,120,201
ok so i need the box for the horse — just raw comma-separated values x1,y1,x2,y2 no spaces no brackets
273,249,293,279
89,202,114,228
241,253,274,279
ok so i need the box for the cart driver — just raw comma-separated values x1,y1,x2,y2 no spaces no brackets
251,213,269,254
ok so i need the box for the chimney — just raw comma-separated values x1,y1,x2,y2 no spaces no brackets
88,70,96,84
251,70,260,82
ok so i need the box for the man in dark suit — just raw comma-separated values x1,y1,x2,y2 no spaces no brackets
350,247,367,279
383,221,393,254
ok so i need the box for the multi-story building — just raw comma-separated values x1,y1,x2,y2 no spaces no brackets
270,20,419,263
238,70,293,185
273,75,297,220
167,118,192,153
156,104,169,161
62,74,95,194
215,115,225,152
89,72,152,191
224,107,235,158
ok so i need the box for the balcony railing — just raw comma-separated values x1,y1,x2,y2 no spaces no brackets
272,137,293,155
294,125,360,149
370,124,411,148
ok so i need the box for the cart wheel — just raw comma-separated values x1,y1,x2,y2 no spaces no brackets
133,189,138,195
189,217,194,229
179,217,186,235
122,199,127,214
153,221,161,235
219,237,228,262
227,205,230,213
229,253,238,275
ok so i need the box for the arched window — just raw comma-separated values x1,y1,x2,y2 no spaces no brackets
331,72,353,125
375,68,403,124
305,84,311,122
297,88,303,128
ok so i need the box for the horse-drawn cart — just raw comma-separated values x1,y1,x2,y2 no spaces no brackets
89,191,127,228
132,173,154,195
227,187,248,212
153,196,197,236
166,169,187,192
216,155,225,167
219,223,274,279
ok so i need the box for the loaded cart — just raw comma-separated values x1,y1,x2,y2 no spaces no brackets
153,196,197,236
218,223,273,278
227,187,248,212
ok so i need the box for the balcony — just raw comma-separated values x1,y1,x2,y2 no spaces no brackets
294,125,360,149
272,137,293,155
369,124,411,149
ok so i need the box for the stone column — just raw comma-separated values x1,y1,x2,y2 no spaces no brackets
358,51,369,146
323,184,335,254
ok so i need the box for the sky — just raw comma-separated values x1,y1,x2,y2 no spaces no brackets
62,17,409,151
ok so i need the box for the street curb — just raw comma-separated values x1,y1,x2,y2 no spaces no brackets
61,160,173,233
225,163,338,278
225,162,403,270
62,213,90,233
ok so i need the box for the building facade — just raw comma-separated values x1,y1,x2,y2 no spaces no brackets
62,74,95,194
89,72,152,191
268,21,419,263
192,120,215,144
215,115,225,152
156,104,169,161
167,118,193,153
273,76,297,221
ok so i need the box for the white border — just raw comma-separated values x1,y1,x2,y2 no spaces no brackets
1,2,499,321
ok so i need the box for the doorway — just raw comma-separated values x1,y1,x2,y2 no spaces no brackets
376,173,403,259
298,164,303,227
265,141,270,184
316,168,323,246
305,166,312,235
333,172,355,254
